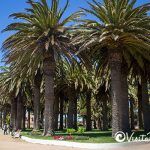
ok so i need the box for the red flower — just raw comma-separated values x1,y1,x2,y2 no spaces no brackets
53,136,64,140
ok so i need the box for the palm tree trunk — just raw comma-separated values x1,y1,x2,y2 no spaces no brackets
73,98,77,130
86,91,92,131
130,99,135,130
138,82,143,129
120,68,130,133
83,116,86,127
64,113,67,128
16,93,23,130
102,96,108,131
110,52,130,136
67,87,75,128
0,109,2,129
27,108,30,129
40,108,44,129
59,94,64,130
67,99,74,128
96,118,102,130
33,73,41,131
43,53,55,136
53,94,59,130
22,106,26,130
93,120,97,129
141,75,150,132
10,97,17,130
3,107,7,125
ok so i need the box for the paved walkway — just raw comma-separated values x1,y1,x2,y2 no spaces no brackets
0,130,87,150
0,129,150,150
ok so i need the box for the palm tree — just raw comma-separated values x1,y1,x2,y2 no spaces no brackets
130,59,150,132
140,63,150,132
128,78,137,130
72,0,150,136
3,0,82,135
0,64,34,130
56,58,79,129
0,66,16,129
55,55,93,130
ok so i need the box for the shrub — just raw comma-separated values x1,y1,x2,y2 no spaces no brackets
66,128,76,135
77,127,85,134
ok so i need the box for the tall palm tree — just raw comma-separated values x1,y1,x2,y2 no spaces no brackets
130,59,150,132
0,66,23,130
0,66,16,129
72,0,150,136
56,58,79,129
2,0,82,135
141,62,150,132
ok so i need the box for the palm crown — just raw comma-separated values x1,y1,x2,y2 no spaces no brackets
3,0,82,66
72,0,150,66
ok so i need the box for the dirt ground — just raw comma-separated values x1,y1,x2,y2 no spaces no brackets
0,130,150,150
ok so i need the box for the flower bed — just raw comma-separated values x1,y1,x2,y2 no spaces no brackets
53,135,89,141
53,135,74,140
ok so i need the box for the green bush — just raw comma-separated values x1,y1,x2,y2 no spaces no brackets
66,128,76,135
77,127,85,134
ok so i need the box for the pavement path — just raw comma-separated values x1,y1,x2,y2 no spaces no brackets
0,129,150,150
0,130,87,150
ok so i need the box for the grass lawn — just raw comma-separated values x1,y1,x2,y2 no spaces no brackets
21,129,148,143
21,129,116,143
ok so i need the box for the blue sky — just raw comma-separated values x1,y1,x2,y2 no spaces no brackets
0,0,149,65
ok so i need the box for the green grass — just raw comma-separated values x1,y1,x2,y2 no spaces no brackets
21,129,149,143
21,130,116,143
21,132,52,140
